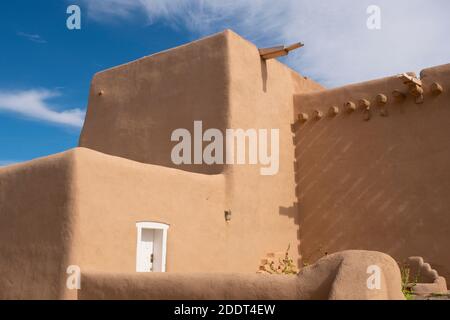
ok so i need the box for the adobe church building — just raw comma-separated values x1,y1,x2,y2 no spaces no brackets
0,30,449,300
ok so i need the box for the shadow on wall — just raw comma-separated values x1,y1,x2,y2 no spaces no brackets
279,202,301,267
278,101,334,268
290,64,450,282
260,59,268,92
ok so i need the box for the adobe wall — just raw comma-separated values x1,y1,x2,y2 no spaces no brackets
78,30,324,270
0,148,226,299
0,31,325,299
224,31,323,267
294,64,450,281
69,147,227,274
0,152,77,299
67,145,313,276
78,251,404,300
79,30,231,175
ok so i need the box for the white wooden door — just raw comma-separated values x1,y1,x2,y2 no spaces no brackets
140,229,155,272
136,222,169,273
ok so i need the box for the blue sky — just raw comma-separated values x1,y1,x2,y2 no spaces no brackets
1,0,449,165
0,0,191,164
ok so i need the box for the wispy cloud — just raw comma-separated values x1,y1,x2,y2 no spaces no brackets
0,89,85,128
80,0,450,87
81,0,139,20
17,31,47,44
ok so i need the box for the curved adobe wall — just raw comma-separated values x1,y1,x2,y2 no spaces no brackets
0,152,77,299
294,64,450,282
78,251,404,300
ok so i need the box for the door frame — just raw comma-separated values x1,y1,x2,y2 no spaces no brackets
136,221,169,272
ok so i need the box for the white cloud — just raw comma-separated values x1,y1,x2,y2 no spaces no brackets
17,31,47,44
80,0,450,87
0,90,85,128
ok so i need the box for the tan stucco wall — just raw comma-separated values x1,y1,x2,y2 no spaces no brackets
223,31,323,267
78,251,404,300
1,29,446,300
0,152,77,299
78,30,324,271
0,147,226,299
70,147,226,274
79,31,231,175
294,64,450,281
0,30,324,299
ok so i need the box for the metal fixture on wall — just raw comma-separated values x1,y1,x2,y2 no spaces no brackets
225,210,232,222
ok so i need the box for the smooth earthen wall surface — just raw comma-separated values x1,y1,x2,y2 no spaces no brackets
79,31,231,175
1,31,324,299
78,30,324,271
0,152,77,299
224,31,323,268
294,64,450,281
78,251,404,300
69,147,226,275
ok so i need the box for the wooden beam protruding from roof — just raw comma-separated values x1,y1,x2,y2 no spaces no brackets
259,42,304,60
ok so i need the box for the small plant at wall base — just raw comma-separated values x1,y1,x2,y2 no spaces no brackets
399,262,420,300
258,245,299,275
